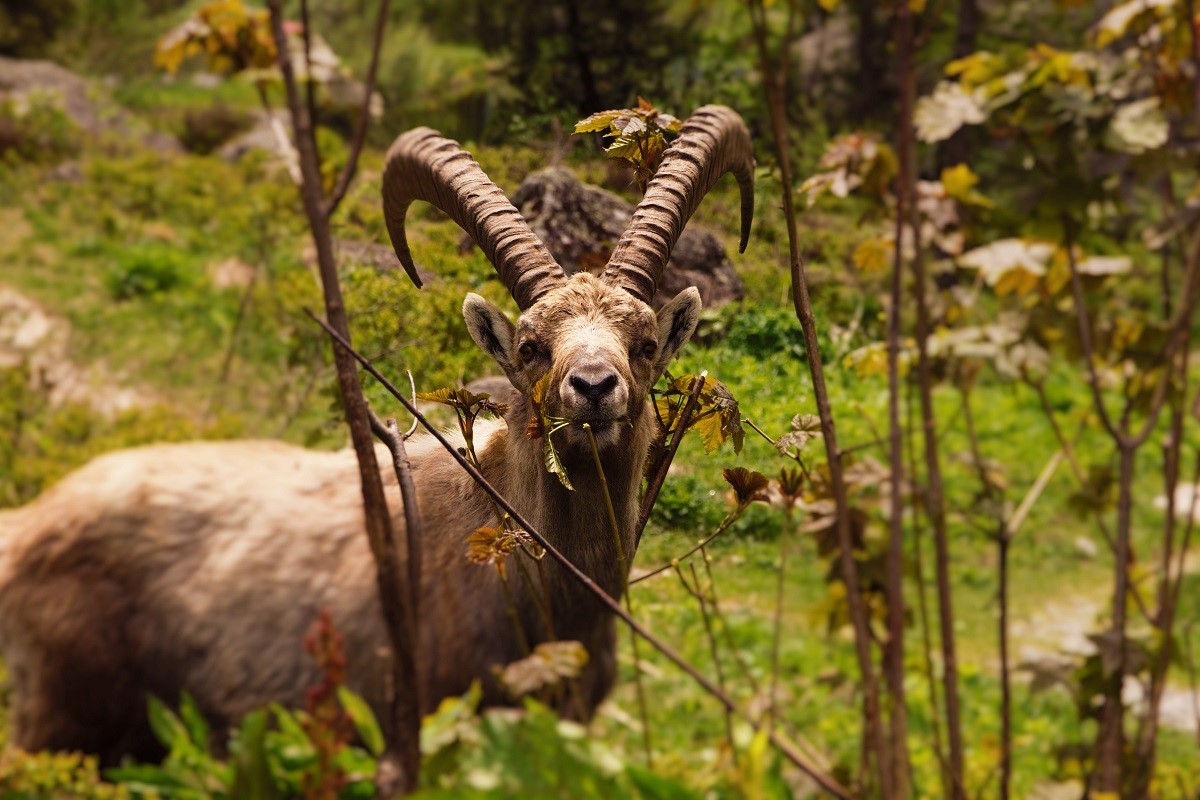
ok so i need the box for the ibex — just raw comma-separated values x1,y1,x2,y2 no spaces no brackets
0,106,754,763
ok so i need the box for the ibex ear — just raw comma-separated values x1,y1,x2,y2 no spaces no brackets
653,287,702,374
463,294,518,379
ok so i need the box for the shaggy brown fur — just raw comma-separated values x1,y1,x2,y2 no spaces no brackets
0,101,754,761
0,273,700,763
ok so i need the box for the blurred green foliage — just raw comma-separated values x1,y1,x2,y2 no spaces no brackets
0,92,79,166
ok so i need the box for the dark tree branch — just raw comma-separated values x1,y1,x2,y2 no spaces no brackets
748,0,892,795
265,4,417,794
636,372,707,548
368,408,423,637
325,0,391,218
298,0,320,173
307,311,855,800
885,3,915,795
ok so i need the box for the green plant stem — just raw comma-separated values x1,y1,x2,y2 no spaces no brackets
497,568,530,656
960,385,1011,800
629,507,746,586
907,375,948,797
678,561,735,751
309,314,854,800
699,548,762,694
584,424,626,567
769,507,792,729
513,555,556,641
584,423,653,767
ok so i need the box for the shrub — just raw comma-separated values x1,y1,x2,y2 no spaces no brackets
720,304,811,362
0,91,80,165
178,104,253,155
0,750,128,799
650,474,726,532
105,241,198,300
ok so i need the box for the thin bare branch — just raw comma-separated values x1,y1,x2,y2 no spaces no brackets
325,0,391,217
266,3,416,791
749,0,891,792
636,372,707,547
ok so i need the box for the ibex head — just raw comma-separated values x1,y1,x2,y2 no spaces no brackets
382,106,754,452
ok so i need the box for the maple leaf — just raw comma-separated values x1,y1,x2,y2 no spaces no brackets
497,641,589,697
775,414,823,455
723,467,769,507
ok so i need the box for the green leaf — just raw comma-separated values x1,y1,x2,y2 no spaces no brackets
543,434,574,491
338,686,385,757
627,763,702,799
178,691,211,751
604,134,644,161
147,695,192,752
1107,97,1168,154
105,764,196,790
231,710,281,800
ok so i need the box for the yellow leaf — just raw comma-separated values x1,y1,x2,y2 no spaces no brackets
817,0,842,10
941,163,978,198
852,237,892,275
993,266,1041,297
694,412,726,454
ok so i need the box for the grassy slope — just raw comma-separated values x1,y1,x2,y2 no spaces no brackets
0,78,1198,798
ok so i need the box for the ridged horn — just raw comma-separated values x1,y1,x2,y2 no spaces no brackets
601,105,755,304
382,128,568,310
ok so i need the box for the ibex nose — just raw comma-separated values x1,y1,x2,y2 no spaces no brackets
569,370,619,402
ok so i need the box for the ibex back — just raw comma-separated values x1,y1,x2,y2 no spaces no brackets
0,105,754,763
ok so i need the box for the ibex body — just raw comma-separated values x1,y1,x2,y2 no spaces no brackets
0,106,754,763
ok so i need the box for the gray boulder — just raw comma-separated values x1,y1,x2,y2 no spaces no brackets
509,166,744,310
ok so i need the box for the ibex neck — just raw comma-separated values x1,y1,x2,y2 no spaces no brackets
488,396,654,604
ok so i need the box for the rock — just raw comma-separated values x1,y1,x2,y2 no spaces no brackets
465,375,515,401
0,285,144,414
0,56,101,133
207,258,257,290
1155,483,1200,522
507,166,744,310
301,238,438,287
0,56,183,153
217,108,293,163
1073,536,1099,559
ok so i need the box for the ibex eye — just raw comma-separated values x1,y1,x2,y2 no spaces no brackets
640,340,658,359
518,342,538,361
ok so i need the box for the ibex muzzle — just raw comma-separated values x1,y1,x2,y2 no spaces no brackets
0,106,755,763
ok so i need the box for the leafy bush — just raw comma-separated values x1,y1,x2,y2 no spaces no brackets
418,689,703,799
650,473,726,532
0,91,79,165
105,241,198,300
718,305,811,362
0,750,128,799
107,612,383,800
178,104,253,155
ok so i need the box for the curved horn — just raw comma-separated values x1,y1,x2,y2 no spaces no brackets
601,105,755,304
382,128,568,310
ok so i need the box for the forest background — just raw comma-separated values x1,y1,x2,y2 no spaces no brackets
1,0,1199,798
